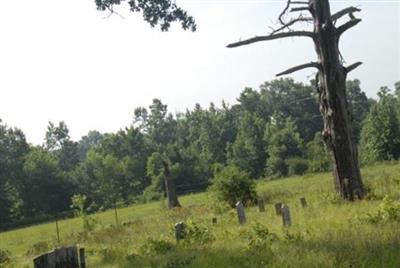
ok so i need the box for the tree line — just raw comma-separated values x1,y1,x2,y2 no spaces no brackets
1,78,399,229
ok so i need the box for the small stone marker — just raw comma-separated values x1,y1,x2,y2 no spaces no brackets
212,217,217,224
257,198,265,212
235,201,246,225
174,222,186,242
274,203,282,215
33,246,79,268
280,204,292,227
300,197,307,208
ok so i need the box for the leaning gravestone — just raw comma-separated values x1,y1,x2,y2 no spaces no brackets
280,204,292,227
235,201,246,225
174,222,186,242
257,198,265,212
33,246,84,268
274,203,282,215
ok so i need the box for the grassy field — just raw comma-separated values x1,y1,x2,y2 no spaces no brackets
1,161,400,267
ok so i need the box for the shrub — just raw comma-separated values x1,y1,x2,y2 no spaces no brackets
359,196,400,224
139,237,175,256
286,157,308,176
70,194,98,232
246,223,277,253
0,249,11,265
210,165,257,208
180,220,215,247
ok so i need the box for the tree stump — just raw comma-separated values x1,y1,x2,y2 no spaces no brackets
33,246,79,268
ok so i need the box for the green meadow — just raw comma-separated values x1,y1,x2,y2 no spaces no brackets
1,161,400,268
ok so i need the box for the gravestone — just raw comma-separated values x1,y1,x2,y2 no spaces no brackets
235,201,246,225
280,204,291,227
174,222,186,242
274,203,282,215
300,197,307,208
33,246,82,268
257,198,265,212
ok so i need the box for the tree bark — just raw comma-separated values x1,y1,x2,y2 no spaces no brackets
162,160,181,209
310,0,364,200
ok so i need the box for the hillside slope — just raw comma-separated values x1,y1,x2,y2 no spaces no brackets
1,161,400,267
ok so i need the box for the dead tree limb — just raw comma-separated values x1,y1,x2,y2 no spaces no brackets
337,19,362,36
227,31,314,48
345,62,362,73
331,7,361,22
291,7,310,12
271,17,312,35
276,62,321,76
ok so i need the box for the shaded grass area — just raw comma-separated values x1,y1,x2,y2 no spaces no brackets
1,161,400,267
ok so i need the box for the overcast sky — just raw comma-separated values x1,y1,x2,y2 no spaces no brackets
0,0,399,144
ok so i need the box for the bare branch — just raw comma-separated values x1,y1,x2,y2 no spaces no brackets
278,0,292,25
227,31,314,48
290,7,310,13
276,62,321,77
345,62,362,73
337,18,361,36
332,7,361,22
290,1,309,4
271,17,312,35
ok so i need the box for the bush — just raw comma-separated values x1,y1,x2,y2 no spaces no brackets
0,249,11,265
180,220,215,247
139,237,175,256
359,196,400,224
246,223,277,252
286,157,308,176
210,165,257,208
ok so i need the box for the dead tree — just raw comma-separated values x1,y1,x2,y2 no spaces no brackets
162,159,181,209
227,0,364,200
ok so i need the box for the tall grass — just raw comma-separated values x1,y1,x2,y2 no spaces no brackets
1,161,399,267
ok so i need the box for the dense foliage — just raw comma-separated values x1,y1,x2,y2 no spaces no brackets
1,78,399,229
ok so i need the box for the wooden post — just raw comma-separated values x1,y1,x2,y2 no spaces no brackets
274,203,282,215
114,201,119,226
174,222,186,242
79,248,86,268
235,201,246,225
281,204,291,227
257,198,265,212
55,218,60,244
300,197,307,208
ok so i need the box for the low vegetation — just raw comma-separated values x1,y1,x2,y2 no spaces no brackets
1,161,399,267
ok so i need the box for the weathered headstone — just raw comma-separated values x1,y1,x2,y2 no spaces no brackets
300,197,307,208
280,204,291,227
274,203,282,215
33,246,79,268
257,198,265,212
174,222,186,242
212,217,217,224
235,201,246,225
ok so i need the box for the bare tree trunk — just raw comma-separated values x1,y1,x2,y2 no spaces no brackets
162,160,181,209
310,0,364,200
227,0,365,200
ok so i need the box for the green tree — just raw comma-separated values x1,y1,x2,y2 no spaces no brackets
95,0,196,31
228,112,266,178
265,117,304,177
307,132,331,172
360,87,400,163
346,79,371,143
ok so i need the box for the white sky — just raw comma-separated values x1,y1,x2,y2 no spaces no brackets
0,0,399,145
